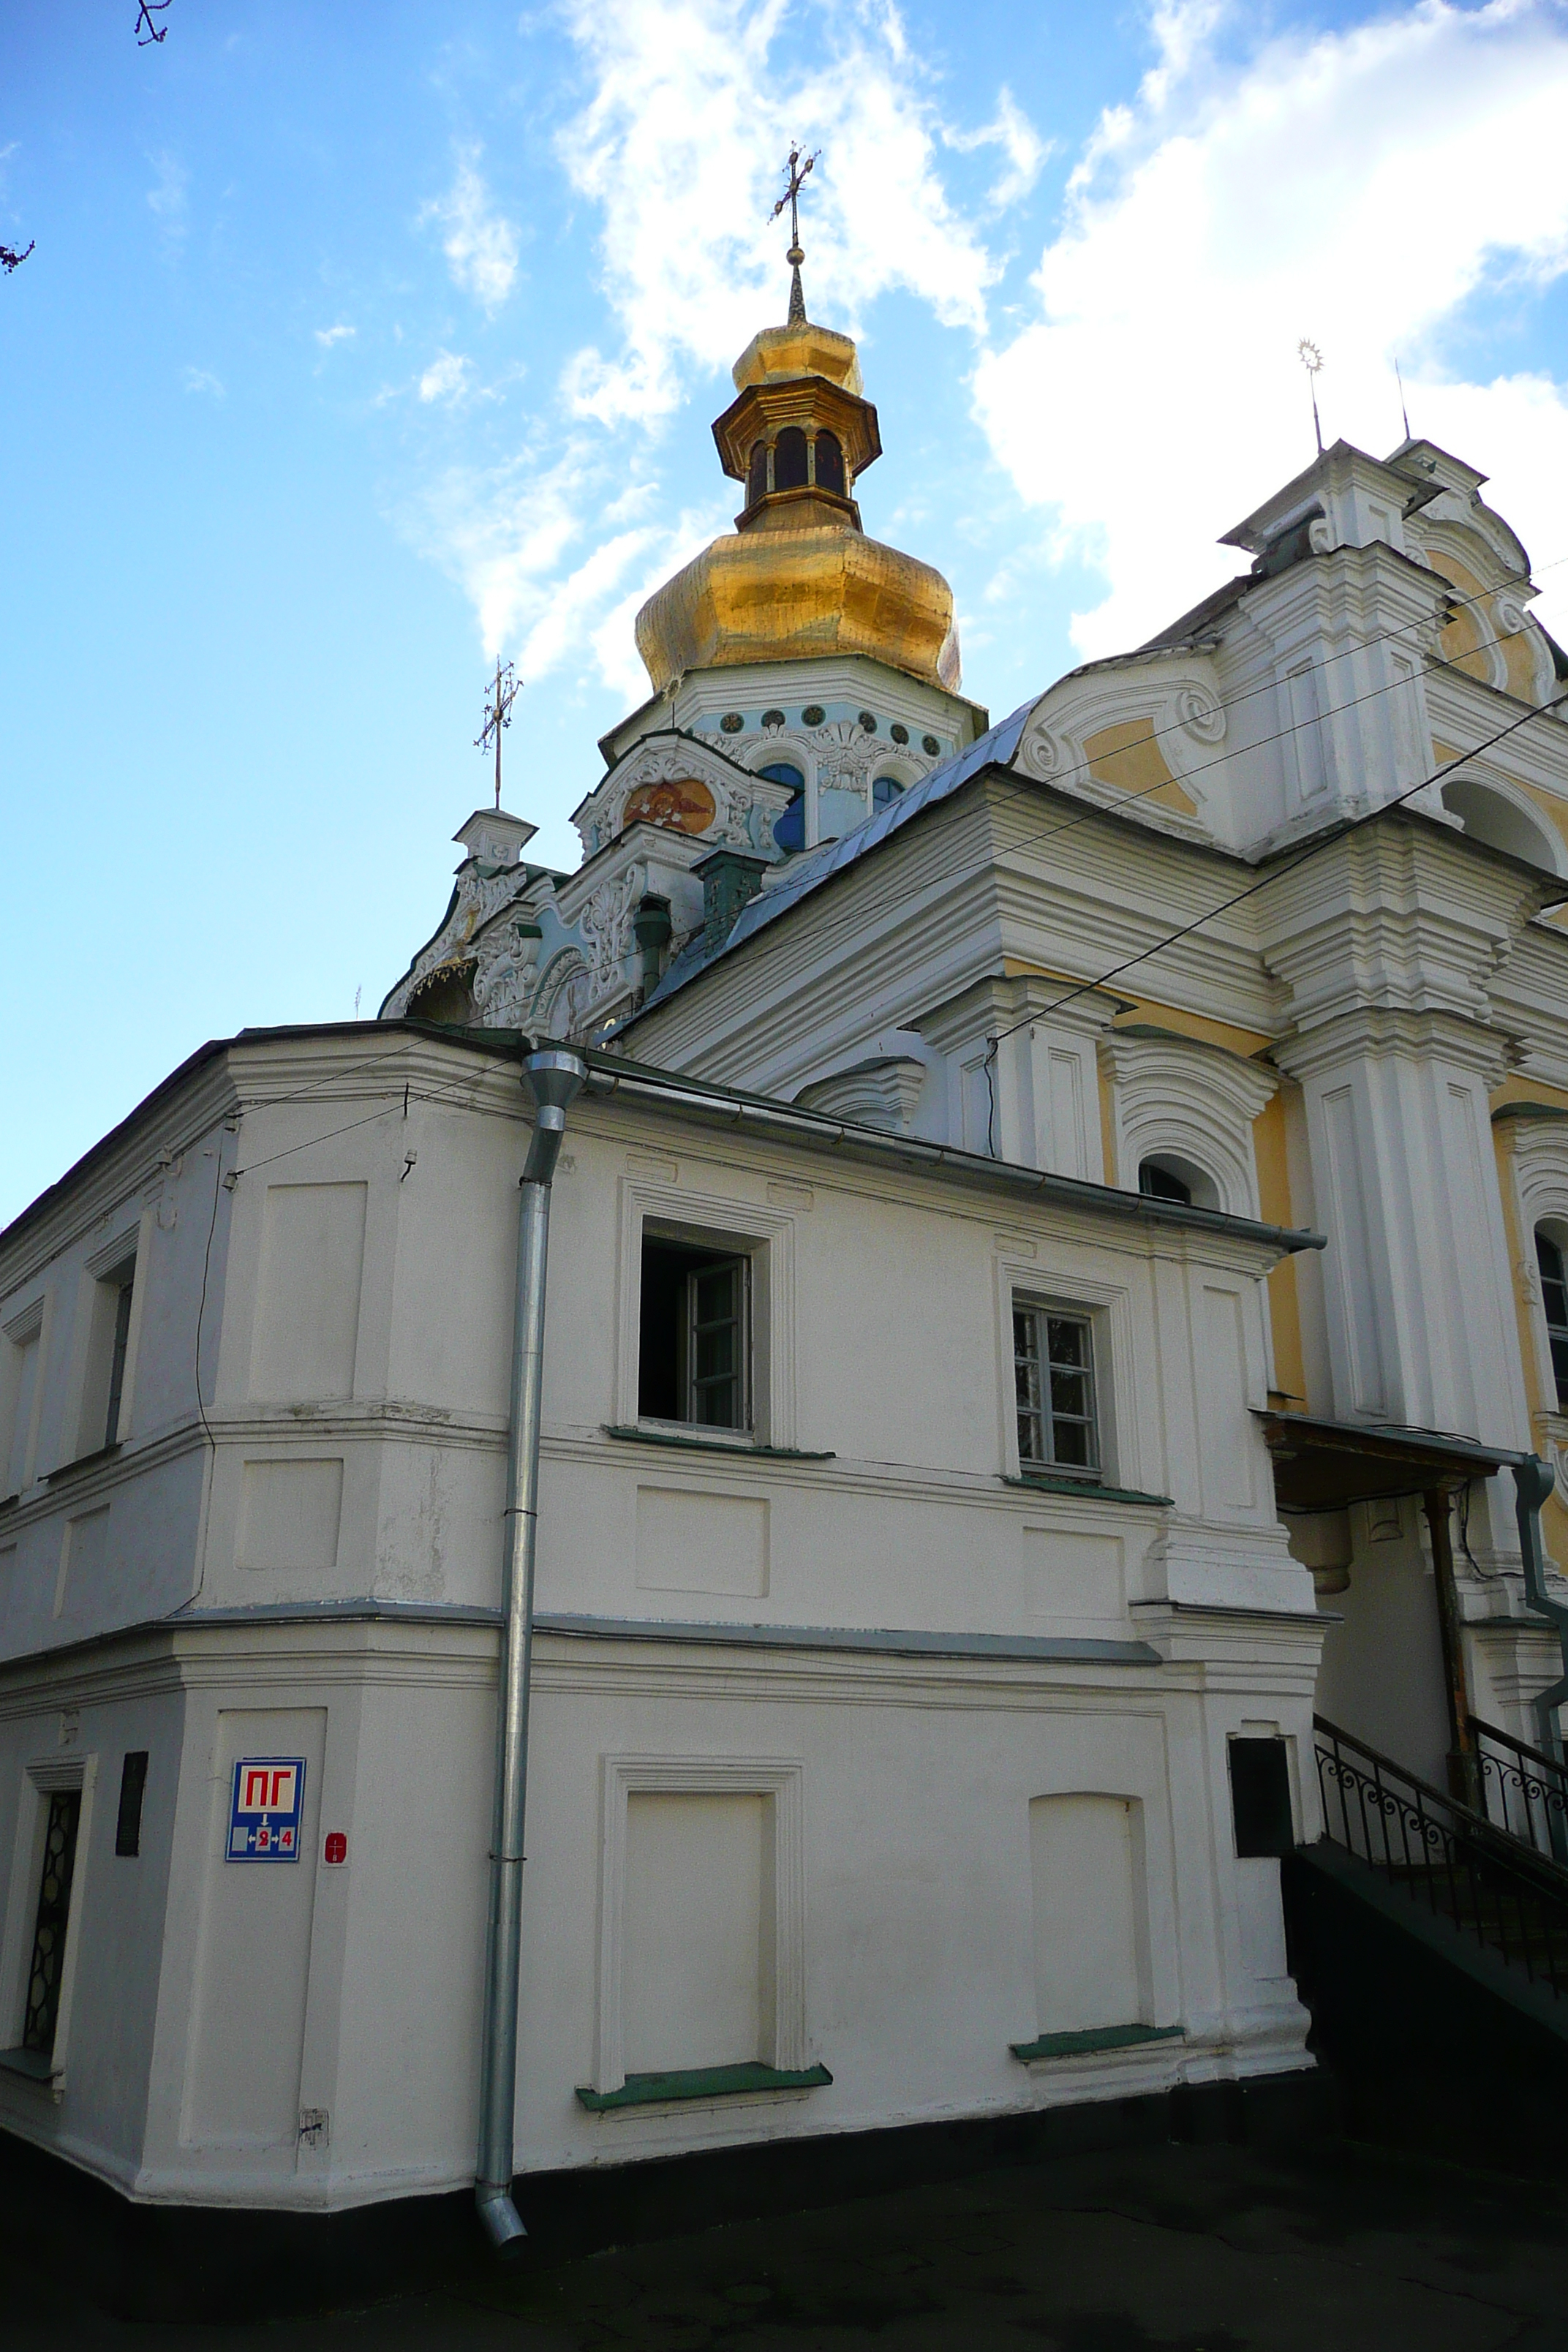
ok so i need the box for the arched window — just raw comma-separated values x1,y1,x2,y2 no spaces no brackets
761,761,806,854
1537,1229,1568,1410
1139,1159,1191,1206
872,774,905,812
747,440,769,504
774,427,809,491
1139,1153,1220,1211
1441,779,1562,872
813,431,845,495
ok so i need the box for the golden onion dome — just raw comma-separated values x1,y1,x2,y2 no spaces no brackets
633,314,961,694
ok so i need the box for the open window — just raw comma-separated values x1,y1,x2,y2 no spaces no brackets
1138,1153,1220,1211
639,1234,753,1434
1013,1302,1100,1480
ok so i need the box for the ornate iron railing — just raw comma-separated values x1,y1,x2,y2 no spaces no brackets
1313,1715,1568,2000
1469,1714,1568,1867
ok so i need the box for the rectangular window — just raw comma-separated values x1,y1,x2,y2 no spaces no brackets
22,1790,81,2059
115,1752,149,1858
639,1237,752,1432
1014,1304,1098,1477
104,1270,135,1451
1537,1231,1568,1412
77,1254,136,1458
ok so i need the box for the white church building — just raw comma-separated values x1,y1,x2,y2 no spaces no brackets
4,271,1568,2244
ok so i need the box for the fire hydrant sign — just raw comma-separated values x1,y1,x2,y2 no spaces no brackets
227,1757,306,1862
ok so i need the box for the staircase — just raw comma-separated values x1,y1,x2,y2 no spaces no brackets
1310,1713,1568,1999
1284,1714,1568,2168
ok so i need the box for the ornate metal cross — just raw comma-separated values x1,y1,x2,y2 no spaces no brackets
476,658,521,811
771,145,820,325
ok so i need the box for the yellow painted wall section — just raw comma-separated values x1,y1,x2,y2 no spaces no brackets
1112,999,1275,1058
1082,719,1199,818
1504,620,1540,704
1253,1088,1307,1404
1491,1112,1568,1566
1425,550,1493,684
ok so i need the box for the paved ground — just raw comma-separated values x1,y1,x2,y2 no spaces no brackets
12,2137,1568,2351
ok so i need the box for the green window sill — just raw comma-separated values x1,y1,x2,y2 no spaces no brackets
603,1425,835,1462
1010,2023,1182,2062
576,2060,832,2111
1003,1473,1173,1507
44,1443,122,1488
0,2046,61,2084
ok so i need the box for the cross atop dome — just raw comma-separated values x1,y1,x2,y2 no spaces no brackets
770,144,819,328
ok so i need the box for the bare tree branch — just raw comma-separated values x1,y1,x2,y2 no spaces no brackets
1,241,34,274
135,1,170,45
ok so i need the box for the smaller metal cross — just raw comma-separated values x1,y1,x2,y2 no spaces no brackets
476,659,521,811
1298,337,1325,457
771,146,820,325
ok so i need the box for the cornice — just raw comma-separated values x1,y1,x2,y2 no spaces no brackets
1269,1001,1515,1085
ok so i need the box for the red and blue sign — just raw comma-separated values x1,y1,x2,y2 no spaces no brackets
227,1757,306,1863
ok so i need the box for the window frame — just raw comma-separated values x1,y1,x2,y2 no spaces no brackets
1537,1225,1568,1414
619,1177,801,1452
71,1225,146,1463
0,1753,97,2087
1012,1298,1102,1481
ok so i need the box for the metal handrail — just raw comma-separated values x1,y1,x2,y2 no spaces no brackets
1313,1714,1568,1999
1469,1714,1568,1867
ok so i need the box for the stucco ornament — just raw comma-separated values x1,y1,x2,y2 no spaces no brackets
580,870,642,1007
471,920,541,1028
1014,714,1062,780
1175,683,1226,745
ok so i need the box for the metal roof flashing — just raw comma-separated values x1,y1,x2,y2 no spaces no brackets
580,1052,1324,1259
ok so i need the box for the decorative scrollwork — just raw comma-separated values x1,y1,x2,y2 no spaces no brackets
1016,721,1061,780
1174,683,1226,745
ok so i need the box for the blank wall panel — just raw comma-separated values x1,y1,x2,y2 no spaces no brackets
635,1488,769,1597
236,1459,344,1573
1030,1793,1146,2036
621,1792,769,2075
1022,1528,1123,1621
1197,1286,1256,1512
250,1183,366,1402
55,1503,109,1618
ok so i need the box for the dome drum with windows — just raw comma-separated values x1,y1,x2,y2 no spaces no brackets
634,317,961,695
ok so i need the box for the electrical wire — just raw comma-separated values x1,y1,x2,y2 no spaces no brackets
964,565,1568,960
983,683,1568,1153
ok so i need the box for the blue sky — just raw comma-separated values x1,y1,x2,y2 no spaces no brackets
4,0,1568,1226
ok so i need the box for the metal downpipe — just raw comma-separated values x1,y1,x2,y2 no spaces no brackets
476,1047,585,2253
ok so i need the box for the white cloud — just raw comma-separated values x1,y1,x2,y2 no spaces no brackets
146,151,188,238
421,145,520,314
945,89,1051,213
555,0,1000,426
418,349,471,404
314,323,355,349
182,366,224,396
972,0,1568,658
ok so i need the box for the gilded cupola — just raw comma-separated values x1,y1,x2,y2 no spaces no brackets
633,192,961,698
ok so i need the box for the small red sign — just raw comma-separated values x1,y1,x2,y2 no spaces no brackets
323,1832,347,1866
